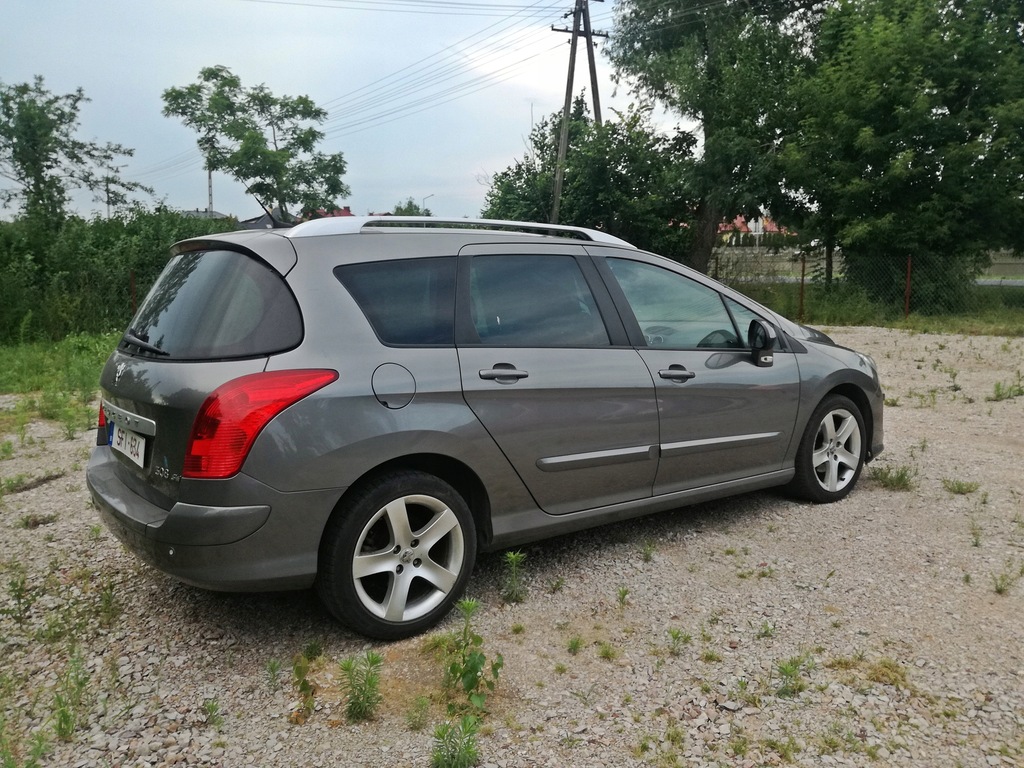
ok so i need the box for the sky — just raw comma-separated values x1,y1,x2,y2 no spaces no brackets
2,0,650,221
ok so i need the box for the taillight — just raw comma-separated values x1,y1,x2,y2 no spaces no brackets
183,370,338,480
95,406,109,447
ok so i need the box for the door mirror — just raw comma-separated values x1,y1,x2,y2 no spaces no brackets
748,319,777,368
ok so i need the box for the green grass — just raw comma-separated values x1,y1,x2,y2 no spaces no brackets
0,332,116,395
869,464,917,491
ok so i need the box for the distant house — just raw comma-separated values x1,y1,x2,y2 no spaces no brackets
180,208,230,220
718,215,792,246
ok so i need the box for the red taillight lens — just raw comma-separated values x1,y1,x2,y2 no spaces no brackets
95,406,109,447
183,369,338,480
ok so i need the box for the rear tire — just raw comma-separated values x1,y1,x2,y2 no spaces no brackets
789,394,866,503
317,471,476,640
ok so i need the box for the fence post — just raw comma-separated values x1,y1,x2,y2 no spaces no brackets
798,250,806,323
904,254,912,318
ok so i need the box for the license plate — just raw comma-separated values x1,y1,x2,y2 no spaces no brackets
112,424,146,468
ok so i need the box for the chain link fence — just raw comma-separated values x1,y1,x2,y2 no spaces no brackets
711,243,1024,325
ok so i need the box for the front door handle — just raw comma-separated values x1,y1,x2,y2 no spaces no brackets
658,364,696,382
479,364,529,383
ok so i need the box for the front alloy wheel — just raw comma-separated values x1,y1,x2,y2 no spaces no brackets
317,471,476,640
790,394,866,503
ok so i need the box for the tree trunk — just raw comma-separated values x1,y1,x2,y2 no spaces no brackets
688,201,720,274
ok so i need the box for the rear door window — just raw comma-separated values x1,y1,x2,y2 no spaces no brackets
125,249,302,360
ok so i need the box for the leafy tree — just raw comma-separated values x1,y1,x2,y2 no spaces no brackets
779,0,1024,312
607,1,815,272
483,98,693,261
393,197,432,216
0,76,150,226
163,66,350,218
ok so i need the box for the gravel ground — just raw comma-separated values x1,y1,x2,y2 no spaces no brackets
1,327,1023,768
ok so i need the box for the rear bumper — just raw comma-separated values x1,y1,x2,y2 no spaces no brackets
86,447,342,591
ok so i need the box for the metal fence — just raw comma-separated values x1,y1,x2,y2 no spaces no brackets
711,245,1024,323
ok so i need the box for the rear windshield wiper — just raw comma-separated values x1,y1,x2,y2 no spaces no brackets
122,328,170,357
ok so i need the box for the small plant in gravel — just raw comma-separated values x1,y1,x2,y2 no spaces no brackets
991,560,1021,595
762,734,801,762
265,659,282,691
969,518,983,547
338,650,383,723
866,657,908,688
546,576,565,594
755,620,776,639
201,698,224,730
986,371,1023,402
616,586,629,607
302,638,325,661
598,641,618,661
405,695,431,731
52,654,90,742
566,635,583,655
500,551,527,604
869,463,916,491
640,540,656,562
667,628,691,656
700,648,722,663
774,655,811,698
443,599,503,711
942,478,981,495
96,579,119,628
289,653,317,725
1,571,36,624
431,715,479,768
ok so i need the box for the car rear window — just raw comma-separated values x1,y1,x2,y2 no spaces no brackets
124,249,302,360
335,257,456,346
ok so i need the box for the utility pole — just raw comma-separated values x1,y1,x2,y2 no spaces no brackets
207,168,214,214
551,0,607,224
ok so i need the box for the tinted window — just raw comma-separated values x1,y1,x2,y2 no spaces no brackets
607,258,741,348
469,255,609,347
336,257,456,345
125,250,302,360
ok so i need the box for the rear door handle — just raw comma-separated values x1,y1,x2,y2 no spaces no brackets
479,364,529,383
658,365,696,382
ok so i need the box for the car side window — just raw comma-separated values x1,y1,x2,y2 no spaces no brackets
469,254,610,347
335,257,456,345
607,258,742,349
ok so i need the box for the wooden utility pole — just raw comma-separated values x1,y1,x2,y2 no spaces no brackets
550,0,607,224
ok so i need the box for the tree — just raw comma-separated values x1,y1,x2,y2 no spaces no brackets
0,76,150,226
779,0,1024,312
607,1,816,272
162,66,350,218
393,197,432,216
482,99,693,260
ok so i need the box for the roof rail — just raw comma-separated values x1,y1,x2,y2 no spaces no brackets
283,216,636,247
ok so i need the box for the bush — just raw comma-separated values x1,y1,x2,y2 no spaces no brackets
0,208,231,344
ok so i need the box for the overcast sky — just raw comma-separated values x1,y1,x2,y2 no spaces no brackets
2,0,644,220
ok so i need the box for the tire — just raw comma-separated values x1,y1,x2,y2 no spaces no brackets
789,394,866,503
317,471,477,640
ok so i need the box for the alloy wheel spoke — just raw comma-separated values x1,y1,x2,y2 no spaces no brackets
382,568,414,622
383,498,414,546
352,550,398,579
417,559,458,594
417,507,458,550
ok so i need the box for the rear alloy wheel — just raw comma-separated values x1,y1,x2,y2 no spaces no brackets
789,394,866,503
317,471,476,640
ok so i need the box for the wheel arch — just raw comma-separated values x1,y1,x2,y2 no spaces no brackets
826,383,875,462
319,453,493,555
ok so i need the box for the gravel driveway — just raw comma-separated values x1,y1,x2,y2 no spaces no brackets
2,327,1022,767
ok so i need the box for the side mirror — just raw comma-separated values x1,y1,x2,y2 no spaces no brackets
748,319,777,368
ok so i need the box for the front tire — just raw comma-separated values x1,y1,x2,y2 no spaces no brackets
317,471,477,640
789,394,866,503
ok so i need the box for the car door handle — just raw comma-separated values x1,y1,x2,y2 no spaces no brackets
658,365,696,382
479,365,529,382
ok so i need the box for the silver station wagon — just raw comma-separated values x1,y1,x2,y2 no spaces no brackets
87,217,884,639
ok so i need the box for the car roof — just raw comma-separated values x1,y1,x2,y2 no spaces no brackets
282,216,636,248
